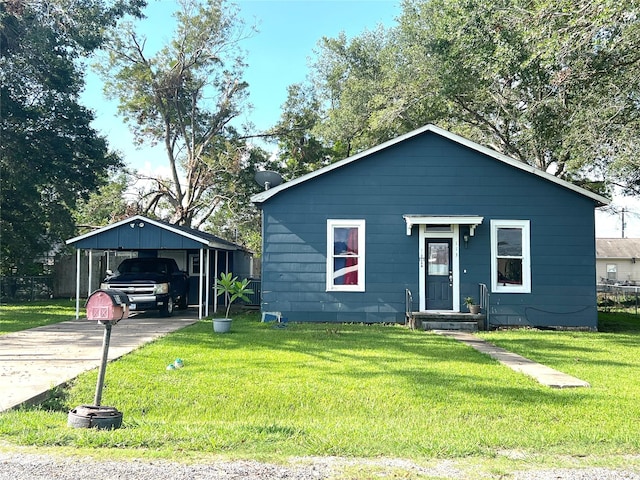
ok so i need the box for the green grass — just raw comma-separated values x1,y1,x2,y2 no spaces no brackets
2,310,640,465
0,299,79,334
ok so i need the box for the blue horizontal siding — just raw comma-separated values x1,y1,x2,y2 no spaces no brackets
259,131,599,329
73,223,205,250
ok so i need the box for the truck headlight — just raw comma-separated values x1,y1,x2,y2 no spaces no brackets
154,283,169,295
100,283,110,290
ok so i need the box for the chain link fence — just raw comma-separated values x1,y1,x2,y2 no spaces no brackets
598,283,640,314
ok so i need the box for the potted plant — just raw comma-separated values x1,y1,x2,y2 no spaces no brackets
464,296,481,314
213,272,253,333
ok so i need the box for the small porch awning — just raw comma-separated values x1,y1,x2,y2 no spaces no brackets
402,215,484,236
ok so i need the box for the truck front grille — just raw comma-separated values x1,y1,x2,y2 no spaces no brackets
106,284,155,295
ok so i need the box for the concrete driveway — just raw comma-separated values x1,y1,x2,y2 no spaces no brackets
0,311,200,412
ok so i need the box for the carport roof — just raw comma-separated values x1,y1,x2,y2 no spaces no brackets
66,215,248,252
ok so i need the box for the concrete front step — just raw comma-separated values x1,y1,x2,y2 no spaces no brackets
410,312,487,331
421,321,478,332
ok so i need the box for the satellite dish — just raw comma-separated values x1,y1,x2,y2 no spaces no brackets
255,170,283,190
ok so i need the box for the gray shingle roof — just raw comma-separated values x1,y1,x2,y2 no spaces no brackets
596,238,640,259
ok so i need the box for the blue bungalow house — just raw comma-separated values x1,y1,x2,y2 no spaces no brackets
251,125,609,330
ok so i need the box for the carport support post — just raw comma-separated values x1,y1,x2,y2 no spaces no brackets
214,250,219,313
94,322,112,406
198,248,204,319
75,249,81,319
205,249,211,317
87,249,93,299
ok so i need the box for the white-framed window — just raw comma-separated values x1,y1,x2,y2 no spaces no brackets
326,219,365,292
607,264,617,281
490,219,531,293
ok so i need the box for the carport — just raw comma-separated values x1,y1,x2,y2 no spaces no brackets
65,215,253,319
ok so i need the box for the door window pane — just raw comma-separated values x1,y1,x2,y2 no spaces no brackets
428,243,449,275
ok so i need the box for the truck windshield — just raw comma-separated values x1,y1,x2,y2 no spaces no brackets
119,262,167,274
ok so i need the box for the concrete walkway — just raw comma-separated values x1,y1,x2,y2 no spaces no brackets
436,331,590,388
0,313,200,412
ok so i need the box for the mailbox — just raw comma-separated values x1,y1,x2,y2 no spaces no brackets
70,289,130,429
86,289,130,324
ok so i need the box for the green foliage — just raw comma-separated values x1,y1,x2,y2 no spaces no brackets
270,83,336,179
73,172,140,228
202,144,273,253
216,272,253,318
598,311,640,332
397,0,640,192
0,1,144,274
310,27,407,157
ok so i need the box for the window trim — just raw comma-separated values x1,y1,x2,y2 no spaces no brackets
490,219,531,293
326,219,366,292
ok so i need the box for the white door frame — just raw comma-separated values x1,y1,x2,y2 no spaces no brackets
419,224,460,312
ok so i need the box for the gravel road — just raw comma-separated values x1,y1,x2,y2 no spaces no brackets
1,453,640,479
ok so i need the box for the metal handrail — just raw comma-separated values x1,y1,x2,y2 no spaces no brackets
479,283,489,326
405,288,413,322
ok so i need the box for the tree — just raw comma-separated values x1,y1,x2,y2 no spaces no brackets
102,0,255,228
0,0,144,275
269,83,336,179
73,172,142,230
294,0,640,195
307,27,409,157
202,141,276,253
397,0,640,191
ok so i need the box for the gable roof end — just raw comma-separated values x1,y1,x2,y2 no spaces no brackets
251,124,610,207
65,215,246,251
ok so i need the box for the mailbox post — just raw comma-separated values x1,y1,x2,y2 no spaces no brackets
68,289,130,430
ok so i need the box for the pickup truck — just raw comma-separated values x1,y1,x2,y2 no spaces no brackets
100,258,189,316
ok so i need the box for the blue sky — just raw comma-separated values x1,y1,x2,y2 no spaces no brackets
81,0,401,171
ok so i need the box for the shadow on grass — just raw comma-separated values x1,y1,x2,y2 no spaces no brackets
17,384,72,413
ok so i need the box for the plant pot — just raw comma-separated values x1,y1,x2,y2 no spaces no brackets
469,305,481,315
213,318,232,333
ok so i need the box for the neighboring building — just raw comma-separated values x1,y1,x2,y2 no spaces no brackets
596,238,640,285
252,124,609,330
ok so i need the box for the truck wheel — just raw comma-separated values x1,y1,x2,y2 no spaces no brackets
161,297,174,317
178,293,188,310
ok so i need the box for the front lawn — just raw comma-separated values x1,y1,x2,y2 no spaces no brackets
0,299,79,334
1,311,640,464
